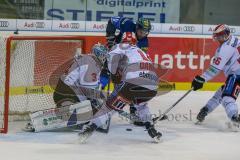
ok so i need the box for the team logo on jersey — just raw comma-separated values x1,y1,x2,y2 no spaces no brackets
139,71,158,81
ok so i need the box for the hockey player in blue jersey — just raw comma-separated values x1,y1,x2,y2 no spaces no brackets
106,16,151,53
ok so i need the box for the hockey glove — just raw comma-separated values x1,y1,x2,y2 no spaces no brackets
191,75,205,91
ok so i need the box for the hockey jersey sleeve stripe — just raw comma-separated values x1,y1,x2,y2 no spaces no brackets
111,16,122,29
202,65,221,82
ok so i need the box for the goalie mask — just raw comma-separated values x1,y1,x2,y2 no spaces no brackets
92,43,108,65
213,24,231,42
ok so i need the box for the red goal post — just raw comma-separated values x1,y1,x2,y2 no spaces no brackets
0,35,87,133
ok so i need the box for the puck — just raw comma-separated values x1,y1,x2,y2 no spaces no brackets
126,128,132,131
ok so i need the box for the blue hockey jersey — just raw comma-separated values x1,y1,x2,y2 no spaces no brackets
110,16,149,52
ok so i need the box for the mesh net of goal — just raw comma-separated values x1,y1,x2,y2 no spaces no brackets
0,36,85,133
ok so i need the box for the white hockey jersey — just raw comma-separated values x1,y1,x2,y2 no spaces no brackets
203,35,240,81
108,44,158,90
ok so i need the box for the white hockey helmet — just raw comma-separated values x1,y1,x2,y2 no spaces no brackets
213,24,231,42
92,43,108,64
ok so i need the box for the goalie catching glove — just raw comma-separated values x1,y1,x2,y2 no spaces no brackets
191,75,205,91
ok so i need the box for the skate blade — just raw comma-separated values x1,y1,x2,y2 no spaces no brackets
195,121,202,125
78,132,93,144
225,121,240,132
78,135,88,144
22,128,35,132
153,135,162,143
22,123,35,132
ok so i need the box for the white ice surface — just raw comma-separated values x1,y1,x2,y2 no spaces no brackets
1,91,240,160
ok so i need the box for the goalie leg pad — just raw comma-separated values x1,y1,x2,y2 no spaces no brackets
29,100,93,132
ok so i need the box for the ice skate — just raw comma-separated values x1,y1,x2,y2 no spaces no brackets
195,107,209,124
22,122,35,132
145,122,162,143
78,123,97,143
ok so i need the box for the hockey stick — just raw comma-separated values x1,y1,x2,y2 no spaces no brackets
94,84,112,133
153,88,193,123
107,77,111,97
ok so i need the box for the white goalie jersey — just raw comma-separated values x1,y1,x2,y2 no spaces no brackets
63,54,102,88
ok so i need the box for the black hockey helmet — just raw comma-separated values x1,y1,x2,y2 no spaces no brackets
136,17,151,34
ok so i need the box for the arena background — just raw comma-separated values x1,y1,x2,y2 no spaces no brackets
1,0,240,91
1,2,240,160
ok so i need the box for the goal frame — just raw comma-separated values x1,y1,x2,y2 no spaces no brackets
0,35,87,133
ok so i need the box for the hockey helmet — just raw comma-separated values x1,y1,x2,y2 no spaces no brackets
92,43,108,64
213,24,231,42
136,17,151,35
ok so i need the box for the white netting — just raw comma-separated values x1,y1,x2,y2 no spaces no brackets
0,36,84,132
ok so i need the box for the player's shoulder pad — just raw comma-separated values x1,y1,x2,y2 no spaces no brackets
110,16,123,29
215,36,238,55
120,18,135,32
109,44,129,54
79,54,98,65
215,45,234,61
111,16,135,32
224,36,239,49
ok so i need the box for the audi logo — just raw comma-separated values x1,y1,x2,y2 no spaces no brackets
230,28,236,33
183,26,195,32
0,21,9,27
35,22,45,28
151,25,154,30
70,23,80,29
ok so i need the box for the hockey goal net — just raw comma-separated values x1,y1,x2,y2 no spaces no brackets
0,35,86,133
